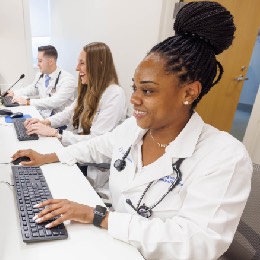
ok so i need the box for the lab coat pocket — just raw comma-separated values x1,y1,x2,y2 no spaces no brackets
146,184,183,219
153,193,183,213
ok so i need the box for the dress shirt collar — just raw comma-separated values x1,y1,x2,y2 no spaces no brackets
46,66,61,80
165,111,204,159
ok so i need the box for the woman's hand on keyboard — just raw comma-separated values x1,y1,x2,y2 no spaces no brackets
11,149,59,166
26,122,57,137
24,118,40,128
6,90,14,96
12,96,27,105
24,118,51,128
32,199,109,229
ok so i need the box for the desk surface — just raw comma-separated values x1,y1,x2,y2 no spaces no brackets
0,105,143,260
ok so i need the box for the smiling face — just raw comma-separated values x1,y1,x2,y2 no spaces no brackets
37,51,54,74
76,50,88,84
131,53,198,132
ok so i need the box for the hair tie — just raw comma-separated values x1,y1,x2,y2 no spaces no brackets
182,32,210,43
179,32,216,53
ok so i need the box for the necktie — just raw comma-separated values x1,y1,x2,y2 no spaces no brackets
45,75,51,88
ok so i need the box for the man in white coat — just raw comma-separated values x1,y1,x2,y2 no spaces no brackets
7,45,75,118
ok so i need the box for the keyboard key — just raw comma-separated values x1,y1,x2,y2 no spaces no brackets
39,230,45,237
46,230,52,236
1,96,19,107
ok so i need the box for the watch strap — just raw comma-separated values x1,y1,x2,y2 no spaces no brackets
26,98,30,106
93,205,107,227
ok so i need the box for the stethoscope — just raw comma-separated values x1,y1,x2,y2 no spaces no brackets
34,71,61,96
34,73,44,88
114,146,185,218
50,71,61,95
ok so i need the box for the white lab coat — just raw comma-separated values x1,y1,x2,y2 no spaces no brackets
13,67,75,118
48,84,127,147
56,112,252,260
50,84,127,197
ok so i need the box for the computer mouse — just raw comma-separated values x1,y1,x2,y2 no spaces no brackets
12,156,31,165
10,112,23,118
0,109,13,116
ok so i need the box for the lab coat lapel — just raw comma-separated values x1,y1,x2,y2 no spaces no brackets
125,155,178,191
46,67,60,94
124,112,204,191
168,112,204,158
113,125,147,191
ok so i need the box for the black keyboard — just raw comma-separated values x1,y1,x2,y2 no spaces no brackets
1,96,19,107
12,166,68,242
13,118,39,141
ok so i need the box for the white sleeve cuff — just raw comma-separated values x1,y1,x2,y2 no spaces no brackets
108,211,133,243
56,148,78,166
29,99,36,106
13,90,28,99
61,131,92,147
60,130,77,147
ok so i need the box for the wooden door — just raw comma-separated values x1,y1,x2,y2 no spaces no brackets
184,0,260,132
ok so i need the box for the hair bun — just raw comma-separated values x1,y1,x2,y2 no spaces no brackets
174,1,235,55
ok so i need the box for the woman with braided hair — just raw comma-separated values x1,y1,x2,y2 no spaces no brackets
12,2,252,259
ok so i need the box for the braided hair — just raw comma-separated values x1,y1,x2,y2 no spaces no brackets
149,1,236,108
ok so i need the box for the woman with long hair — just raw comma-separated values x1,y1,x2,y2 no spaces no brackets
24,42,127,197
25,42,126,146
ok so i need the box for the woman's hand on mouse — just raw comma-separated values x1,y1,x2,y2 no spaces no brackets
11,149,59,166
26,122,58,137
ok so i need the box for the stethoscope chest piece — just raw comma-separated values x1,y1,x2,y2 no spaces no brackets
137,204,152,218
113,159,126,172
114,146,132,172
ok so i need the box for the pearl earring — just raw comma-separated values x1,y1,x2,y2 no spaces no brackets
183,100,189,105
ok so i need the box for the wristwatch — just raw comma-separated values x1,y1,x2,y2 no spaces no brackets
93,205,107,227
55,128,63,139
26,98,30,106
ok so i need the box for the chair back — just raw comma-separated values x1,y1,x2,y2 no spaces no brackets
220,163,260,260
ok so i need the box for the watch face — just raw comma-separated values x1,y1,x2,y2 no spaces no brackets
93,205,107,227
95,205,106,216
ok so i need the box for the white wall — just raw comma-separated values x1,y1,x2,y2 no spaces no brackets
0,0,34,93
29,0,50,37
243,85,260,164
48,0,176,115
0,0,177,104
0,0,178,111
